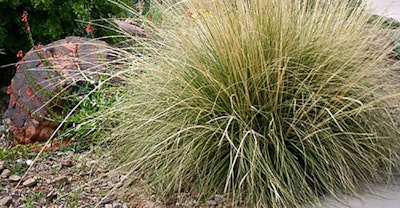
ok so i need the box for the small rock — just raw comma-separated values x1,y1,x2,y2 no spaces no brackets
214,194,226,203
101,182,109,187
0,161,5,171
75,162,83,170
45,178,52,184
150,194,157,202
183,200,196,207
8,175,21,182
61,159,74,167
56,152,67,156
0,125,5,132
191,189,199,198
2,118,10,126
207,200,218,206
99,172,107,179
0,196,12,206
23,178,37,187
84,187,92,193
87,160,98,165
46,191,58,201
144,201,156,208
1,169,11,178
100,197,115,205
54,176,68,185
107,181,114,187
10,191,20,198
51,164,62,170
113,202,123,208
165,196,176,206
108,170,120,179
26,159,33,166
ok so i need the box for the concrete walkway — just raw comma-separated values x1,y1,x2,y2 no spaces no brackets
319,178,400,208
368,0,400,21
321,1,400,207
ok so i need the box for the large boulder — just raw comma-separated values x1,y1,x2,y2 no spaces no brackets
7,36,115,144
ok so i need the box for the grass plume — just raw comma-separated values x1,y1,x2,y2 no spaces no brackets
103,0,400,207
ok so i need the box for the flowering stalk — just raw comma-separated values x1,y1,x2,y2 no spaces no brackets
86,23,94,33
11,11,48,107
21,11,34,47
16,50,23,58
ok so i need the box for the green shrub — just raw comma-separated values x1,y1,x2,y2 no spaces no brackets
56,76,125,153
103,0,400,207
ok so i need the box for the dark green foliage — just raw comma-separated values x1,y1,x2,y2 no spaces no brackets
55,75,124,153
0,0,134,86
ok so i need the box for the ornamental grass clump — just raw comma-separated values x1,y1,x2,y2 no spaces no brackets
104,0,400,207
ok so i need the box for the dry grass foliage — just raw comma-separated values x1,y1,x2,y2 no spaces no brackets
102,0,400,207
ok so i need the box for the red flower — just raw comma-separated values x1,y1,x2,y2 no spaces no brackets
21,11,28,23
15,57,24,68
16,50,23,57
10,95,17,106
26,86,34,96
6,86,12,95
149,13,153,21
27,26,30,31
86,23,94,33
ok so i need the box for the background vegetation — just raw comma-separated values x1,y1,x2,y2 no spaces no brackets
0,0,134,86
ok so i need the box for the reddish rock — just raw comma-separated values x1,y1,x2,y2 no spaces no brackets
114,20,148,37
53,175,69,185
61,159,75,167
9,175,22,182
0,161,4,171
7,36,115,144
0,196,12,206
23,178,37,187
1,169,11,178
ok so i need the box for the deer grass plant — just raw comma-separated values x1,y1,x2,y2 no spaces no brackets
102,0,400,207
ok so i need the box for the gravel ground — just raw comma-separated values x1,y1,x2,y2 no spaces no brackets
0,147,165,207
0,145,231,207
0,87,165,207
0,124,229,207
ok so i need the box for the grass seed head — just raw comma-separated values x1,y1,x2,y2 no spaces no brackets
104,0,400,207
